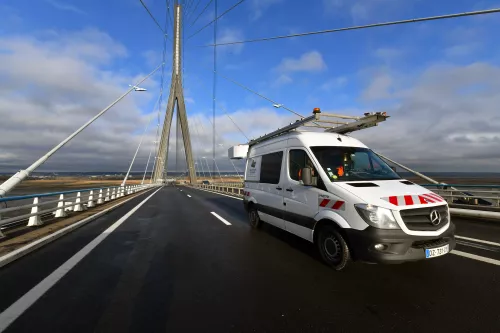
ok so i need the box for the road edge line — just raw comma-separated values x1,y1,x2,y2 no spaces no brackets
451,250,500,266
455,235,500,247
0,186,163,332
0,188,157,269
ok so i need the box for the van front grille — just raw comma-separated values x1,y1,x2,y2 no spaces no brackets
399,205,449,231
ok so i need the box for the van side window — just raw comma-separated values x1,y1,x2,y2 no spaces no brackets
289,150,323,188
260,152,283,184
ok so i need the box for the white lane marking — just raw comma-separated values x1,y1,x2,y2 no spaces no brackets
0,188,155,269
187,195,192,198
456,235,500,247
180,190,183,192
193,187,243,201
451,250,500,266
0,186,163,332
210,212,232,226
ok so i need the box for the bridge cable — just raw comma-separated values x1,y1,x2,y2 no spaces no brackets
203,115,244,181
198,116,224,182
122,93,162,186
218,104,249,141
185,0,202,26
216,72,305,118
139,0,167,35
212,0,217,181
188,119,208,178
192,116,214,180
188,0,245,39
205,7,500,46
190,0,214,27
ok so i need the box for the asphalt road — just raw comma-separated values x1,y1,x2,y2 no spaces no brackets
0,186,499,332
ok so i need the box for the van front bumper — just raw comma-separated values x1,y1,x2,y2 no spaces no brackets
344,223,456,264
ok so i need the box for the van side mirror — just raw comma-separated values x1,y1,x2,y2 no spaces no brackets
301,167,313,186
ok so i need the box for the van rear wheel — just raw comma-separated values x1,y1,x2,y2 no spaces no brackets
248,206,261,229
317,225,350,270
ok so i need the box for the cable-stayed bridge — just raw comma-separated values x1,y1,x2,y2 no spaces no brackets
0,1,499,332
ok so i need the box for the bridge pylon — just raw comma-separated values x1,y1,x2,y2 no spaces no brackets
153,3,197,184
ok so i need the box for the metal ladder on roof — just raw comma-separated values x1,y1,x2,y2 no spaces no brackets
248,108,390,146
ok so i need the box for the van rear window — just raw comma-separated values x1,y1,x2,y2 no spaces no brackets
260,152,283,184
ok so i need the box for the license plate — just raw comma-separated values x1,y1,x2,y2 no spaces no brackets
425,244,449,258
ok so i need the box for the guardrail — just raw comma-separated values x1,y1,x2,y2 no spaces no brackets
195,184,244,197
421,184,500,207
0,184,156,238
193,182,500,220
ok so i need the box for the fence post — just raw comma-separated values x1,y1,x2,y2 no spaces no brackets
97,189,104,204
111,188,116,200
88,190,96,208
105,188,110,202
27,197,43,226
54,194,67,217
74,192,83,212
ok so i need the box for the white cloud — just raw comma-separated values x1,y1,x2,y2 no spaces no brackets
353,62,500,171
323,0,410,22
321,77,347,91
272,74,293,87
250,0,283,20
217,28,245,55
374,48,402,61
45,0,85,14
362,72,393,100
276,51,327,73
0,29,160,173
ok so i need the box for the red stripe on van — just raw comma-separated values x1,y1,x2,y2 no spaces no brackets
418,196,428,204
426,193,443,202
332,201,344,210
404,195,413,205
319,199,330,207
421,194,437,203
389,196,398,206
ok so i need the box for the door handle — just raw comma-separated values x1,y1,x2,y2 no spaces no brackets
286,188,294,192
276,187,282,190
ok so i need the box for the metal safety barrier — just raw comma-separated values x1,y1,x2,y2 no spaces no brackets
194,184,245,197
192,182,500,221
0,184,157,238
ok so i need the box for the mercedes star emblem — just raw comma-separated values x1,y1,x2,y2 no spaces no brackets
430,210,441,226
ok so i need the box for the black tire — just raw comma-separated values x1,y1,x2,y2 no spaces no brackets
248,205,261,229
316,225,351,270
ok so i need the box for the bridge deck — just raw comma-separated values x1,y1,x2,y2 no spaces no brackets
0,186,499,332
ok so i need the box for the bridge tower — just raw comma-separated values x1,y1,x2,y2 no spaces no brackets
153,2,196,184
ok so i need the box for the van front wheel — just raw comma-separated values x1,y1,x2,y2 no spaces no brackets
248,206,261,229
317,225,350,270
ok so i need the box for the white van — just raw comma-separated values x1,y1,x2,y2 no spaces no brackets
234,111,456,270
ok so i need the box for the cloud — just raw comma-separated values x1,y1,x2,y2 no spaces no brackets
272,74,293,87
217,28,245,55
362,72,393,100
374,48,402,61
276,51,327,73
250,0,283,20
321,77,347,91
353,62,500,171
323,0,410,22
45,0,85,14
0,29,161,173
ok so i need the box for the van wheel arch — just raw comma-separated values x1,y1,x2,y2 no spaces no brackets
314,220,352,270
314,220,357,263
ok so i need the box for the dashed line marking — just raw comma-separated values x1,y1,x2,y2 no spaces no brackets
187,195,191,198
210,212,232,225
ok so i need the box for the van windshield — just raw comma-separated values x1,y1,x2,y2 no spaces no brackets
310,146,401,182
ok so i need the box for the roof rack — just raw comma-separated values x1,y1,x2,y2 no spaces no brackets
248,108,389,146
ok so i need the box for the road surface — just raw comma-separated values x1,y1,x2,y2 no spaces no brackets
0,186,499,332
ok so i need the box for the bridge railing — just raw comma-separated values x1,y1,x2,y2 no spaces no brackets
192,182,500,220
0,184,156,238
421,184,500,208
194,184,245,197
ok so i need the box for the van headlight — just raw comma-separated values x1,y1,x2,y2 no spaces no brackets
354,204,400,229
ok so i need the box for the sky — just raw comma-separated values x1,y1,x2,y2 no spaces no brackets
0,0,499,174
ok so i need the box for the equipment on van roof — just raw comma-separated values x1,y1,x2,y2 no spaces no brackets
247,108,389,146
